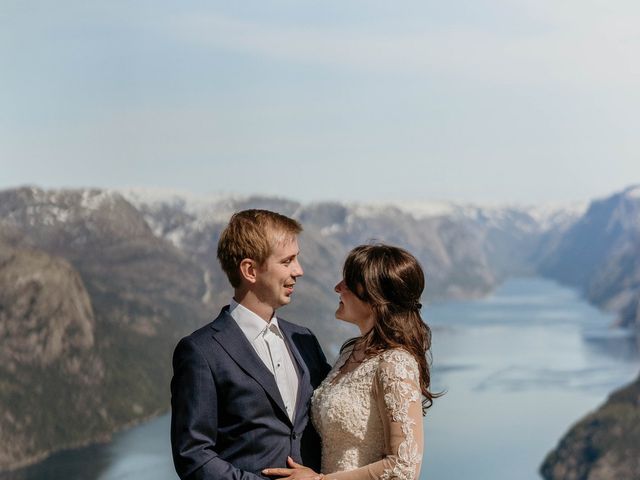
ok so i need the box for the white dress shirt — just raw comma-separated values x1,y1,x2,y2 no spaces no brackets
229,299,299,421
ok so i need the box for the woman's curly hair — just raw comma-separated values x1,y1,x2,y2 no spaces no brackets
340,243,442,414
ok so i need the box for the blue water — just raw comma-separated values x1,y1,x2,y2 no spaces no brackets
423,277,639,480
3,277,639,480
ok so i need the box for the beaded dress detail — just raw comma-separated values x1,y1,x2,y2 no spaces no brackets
311,347,423,480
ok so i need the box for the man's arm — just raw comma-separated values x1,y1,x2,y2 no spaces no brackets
298,327,332,472
170,336,264,480
310,330,332,381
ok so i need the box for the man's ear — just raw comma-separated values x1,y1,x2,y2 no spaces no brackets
239,258,258,284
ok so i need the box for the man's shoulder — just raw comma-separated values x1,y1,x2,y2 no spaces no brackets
277,317,312,335
185,322,214,340
173,324,213,357
179,307,229,344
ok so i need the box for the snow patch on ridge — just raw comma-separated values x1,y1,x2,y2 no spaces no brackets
118,187,244,224
623,185,640,199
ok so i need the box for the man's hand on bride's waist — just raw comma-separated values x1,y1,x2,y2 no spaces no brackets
263,456,324,480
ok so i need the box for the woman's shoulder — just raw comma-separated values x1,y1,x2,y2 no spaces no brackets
377,348,420,379
379,347,417,363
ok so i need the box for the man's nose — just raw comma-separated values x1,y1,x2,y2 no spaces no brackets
334,280,344,293
292,259,303,277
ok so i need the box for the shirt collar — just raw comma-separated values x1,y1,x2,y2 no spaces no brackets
229,299,281,340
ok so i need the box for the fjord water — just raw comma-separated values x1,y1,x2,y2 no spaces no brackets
423,277,639,479
3,278,639,480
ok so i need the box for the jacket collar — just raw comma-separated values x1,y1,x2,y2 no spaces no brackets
210,307,312,427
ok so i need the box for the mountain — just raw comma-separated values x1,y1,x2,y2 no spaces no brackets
538,185,640,330
540,373,640,480
537,186,640,478
0,187,211,470
0,184,617,472
124,189,582,303
0,243,100,469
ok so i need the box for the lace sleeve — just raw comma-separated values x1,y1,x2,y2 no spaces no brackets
327,349,424,480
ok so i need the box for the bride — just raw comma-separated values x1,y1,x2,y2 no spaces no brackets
264,244,439,480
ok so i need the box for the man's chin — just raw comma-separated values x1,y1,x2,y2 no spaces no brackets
280,295,292,306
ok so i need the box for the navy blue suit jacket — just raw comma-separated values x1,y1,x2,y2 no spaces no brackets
171,307,331,480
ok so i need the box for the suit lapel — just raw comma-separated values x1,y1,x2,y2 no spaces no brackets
210,309,291,425
278,320,313,427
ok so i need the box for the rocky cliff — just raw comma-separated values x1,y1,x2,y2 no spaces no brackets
0,243,101,469
0,187,211,470
540,373,640,479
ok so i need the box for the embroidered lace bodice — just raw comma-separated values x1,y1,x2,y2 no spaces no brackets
311,347,424,480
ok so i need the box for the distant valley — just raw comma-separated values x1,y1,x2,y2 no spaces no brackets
0,185,639,474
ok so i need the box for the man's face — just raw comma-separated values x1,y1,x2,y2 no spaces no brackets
254,236,303,310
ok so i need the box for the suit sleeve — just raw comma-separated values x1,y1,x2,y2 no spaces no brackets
309,328,332,381
170,337,264,480
299,327,333,471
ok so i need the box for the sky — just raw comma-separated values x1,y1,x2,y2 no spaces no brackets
1,0,639,205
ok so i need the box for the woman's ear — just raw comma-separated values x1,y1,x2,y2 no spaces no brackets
239,258,257,284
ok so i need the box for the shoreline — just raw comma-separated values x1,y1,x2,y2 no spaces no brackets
0,408,169,474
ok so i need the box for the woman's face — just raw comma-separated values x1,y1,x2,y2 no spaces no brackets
334,279,375,334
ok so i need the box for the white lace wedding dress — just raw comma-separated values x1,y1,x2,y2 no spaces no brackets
311,346,424,480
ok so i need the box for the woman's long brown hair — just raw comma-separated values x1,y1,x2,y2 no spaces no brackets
341,243,442,414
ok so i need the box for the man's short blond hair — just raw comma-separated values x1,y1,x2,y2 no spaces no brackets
217,209,302,288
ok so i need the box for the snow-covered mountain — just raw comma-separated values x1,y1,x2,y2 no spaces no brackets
119,187,585,299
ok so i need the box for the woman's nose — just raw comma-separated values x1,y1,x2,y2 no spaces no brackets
334,280,344,293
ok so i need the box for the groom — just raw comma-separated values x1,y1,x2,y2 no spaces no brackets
171,209,331,480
